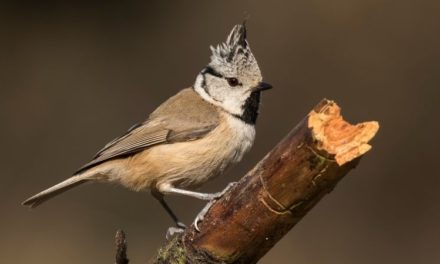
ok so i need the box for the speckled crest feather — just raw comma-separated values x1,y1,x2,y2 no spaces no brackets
209,23,260,78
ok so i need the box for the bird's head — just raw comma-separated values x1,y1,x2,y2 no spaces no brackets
194,23,272,124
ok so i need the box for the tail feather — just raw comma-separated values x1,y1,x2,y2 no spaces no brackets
22,175,90,208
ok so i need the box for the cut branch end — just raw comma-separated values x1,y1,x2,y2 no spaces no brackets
309,99,379,165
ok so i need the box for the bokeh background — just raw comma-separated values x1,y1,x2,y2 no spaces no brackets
1,1,439,263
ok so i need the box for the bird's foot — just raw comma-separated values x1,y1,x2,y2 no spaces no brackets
193,199,215,232
165,221,187,240
166,225,186,240
176,221,187,229
193,182,237,232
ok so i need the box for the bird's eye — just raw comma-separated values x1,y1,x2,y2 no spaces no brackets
226,77,240,87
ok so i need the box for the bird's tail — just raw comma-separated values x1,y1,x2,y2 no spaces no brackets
22,174,92,208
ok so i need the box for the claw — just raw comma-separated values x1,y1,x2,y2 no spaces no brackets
193,182,237,232
194,216,202,231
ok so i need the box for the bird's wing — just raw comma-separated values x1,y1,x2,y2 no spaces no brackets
74,88,220,174
74,121,216,174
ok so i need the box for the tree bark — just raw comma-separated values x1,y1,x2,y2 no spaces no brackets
150,99,379,264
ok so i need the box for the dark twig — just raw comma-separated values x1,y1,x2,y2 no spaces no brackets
115,229,129,264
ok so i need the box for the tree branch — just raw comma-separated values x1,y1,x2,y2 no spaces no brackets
150,99,379,263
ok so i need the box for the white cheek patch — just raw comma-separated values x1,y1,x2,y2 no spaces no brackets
194,74,225,109
194,73,246,116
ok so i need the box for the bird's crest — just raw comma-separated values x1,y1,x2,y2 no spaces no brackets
209,23,260,76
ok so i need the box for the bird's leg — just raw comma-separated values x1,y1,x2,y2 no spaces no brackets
151,188,186,233
158,182,237,231
160,185,221,200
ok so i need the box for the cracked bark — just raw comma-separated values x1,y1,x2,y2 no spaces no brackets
146,99,379,263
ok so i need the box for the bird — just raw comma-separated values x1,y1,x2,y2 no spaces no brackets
22,23,272,231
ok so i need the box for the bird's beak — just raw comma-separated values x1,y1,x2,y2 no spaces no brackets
252,82,273,92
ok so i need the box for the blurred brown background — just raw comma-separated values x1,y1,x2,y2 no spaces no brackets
1,1,439,263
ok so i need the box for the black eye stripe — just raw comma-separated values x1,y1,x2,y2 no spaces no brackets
202,66,241,87
202,66,223,78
